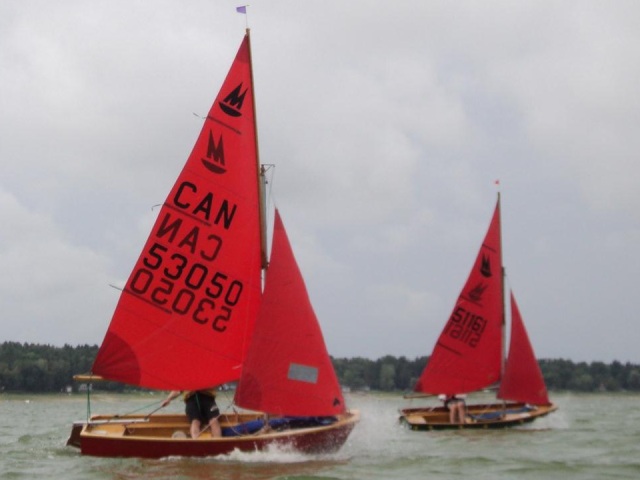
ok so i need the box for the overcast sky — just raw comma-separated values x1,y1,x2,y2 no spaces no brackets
2,1,639,364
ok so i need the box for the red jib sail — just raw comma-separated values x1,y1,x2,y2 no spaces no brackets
234,210,345,416
498,292,550,405
414,200,503,395
92,34,263,390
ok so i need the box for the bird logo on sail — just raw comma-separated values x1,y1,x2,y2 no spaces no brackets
219,83,248,117
480,254,492,278
201,130,226,174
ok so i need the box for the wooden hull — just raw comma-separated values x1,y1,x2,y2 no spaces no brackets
67,410,359,458
399,402,557,430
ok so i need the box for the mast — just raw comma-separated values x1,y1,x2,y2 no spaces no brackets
245,28,269,270
498,192,507,384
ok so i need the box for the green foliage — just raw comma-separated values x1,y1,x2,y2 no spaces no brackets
0,342,125,393
332,355,640,392
1,342,639,393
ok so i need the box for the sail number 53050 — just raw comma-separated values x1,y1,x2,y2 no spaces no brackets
128,242,243,332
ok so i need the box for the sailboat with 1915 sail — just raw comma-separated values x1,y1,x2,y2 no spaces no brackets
399,195,557,430
66,30,358,458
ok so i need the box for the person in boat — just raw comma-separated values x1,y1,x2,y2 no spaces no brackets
162,389,222,438
440,394,467,424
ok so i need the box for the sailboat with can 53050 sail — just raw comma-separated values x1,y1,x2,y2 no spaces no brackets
399,195,557,430
66,30,358,458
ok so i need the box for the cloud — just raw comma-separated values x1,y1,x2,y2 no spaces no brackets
1,0,639,364
0,189,116,345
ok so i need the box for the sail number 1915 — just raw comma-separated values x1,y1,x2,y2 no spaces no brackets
128,242,243,332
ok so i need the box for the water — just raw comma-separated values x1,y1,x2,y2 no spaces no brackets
1,392,639,479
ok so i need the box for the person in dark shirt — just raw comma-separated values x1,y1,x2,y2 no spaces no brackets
162,389,222,438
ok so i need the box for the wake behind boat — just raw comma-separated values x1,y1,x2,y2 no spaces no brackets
399,195,557,430
67,30,358,458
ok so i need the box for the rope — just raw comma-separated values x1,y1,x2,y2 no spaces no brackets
114,400,164,418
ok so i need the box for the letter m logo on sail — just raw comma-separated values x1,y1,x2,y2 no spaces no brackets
219,83,248,117
201,130,226,174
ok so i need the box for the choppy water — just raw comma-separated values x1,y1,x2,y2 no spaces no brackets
1,391,639,479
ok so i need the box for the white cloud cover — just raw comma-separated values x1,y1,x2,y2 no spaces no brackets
1,0,639,363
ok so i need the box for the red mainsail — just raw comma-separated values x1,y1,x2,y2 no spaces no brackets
414,200,503,395
234,210,345,416
92,34,263,390
498,292,550,405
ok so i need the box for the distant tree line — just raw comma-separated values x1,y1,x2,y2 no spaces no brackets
333,355,640,392
0,342,124,393
2,342,640,393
